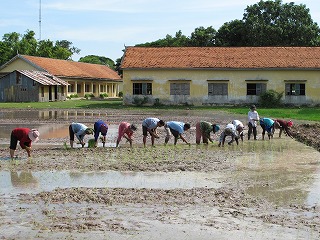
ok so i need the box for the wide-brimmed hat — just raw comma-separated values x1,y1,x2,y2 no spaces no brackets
28,129,40,142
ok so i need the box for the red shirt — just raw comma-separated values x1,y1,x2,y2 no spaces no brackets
275,119,288,127
117,122,133,142
12,128,32,148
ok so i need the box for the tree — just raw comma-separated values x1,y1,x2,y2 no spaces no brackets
36,39,54,58
0,30,81,65
114,56,123,76
243,0,320,46
189,26,216,46
79,55,115,70
215,20,246,46
136,30,189,47
18,30,37,56
0,32,20,64
55,40,80,56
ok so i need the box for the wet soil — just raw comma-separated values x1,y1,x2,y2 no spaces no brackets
291,123,320,152
0,108,320,239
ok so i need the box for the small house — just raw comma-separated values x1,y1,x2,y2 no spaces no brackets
0,70,68,102
0,54,122,99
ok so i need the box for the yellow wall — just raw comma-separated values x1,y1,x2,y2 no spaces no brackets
123,69,320,105
0,59,39,72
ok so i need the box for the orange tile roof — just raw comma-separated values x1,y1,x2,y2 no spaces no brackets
121,46,320,69
21,55,121,80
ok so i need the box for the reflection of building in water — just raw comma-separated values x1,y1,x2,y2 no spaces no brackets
38,110,107,120
10,171,38,188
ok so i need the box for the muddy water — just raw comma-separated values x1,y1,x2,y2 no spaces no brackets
1,110,320,239
0,138,319,207
0,170,223,195
0,109,108,120
231,138,320,207
0,123,119,147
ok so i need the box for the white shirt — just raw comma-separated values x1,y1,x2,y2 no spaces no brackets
248,110,260,127
232,120,244,129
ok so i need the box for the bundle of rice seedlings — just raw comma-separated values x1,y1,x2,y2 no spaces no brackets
88,139,96,148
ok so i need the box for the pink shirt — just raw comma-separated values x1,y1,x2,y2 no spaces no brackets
117,122,133,142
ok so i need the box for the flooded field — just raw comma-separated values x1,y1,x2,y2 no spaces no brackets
0,109,320,240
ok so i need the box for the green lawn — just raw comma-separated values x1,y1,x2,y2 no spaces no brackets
0,100,319,122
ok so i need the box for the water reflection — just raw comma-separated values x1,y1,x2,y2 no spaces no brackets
0,123,119,141
0,110,108,120
10,171,38,188
0,170,223,195
232,138,320,206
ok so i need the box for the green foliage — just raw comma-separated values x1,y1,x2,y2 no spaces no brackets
88,139,96,148
135,1,320,48
215,20,246,46
241,0,320,46
118,91,123,98
79,55,115,70
68,94,79,99
0,30,80,65
63,142,70,150
189,26,216,47
84,93,95,99
153,98,163,107
100,93,108,98
136,30,190,47
259,90,283,107
133,96,149,106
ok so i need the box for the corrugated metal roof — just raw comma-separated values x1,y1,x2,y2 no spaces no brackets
17,70,69,86
121,46,320,69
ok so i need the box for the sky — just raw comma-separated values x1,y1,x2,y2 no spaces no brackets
1,0,320,62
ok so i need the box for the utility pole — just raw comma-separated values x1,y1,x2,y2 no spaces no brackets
39,0,42,41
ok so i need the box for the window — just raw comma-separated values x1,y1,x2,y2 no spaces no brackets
100,85,105,92
170,83,190,95
85,84,90,92
285,83,305,96
247,83,266,95
41,87,44,97
133,83,152,95
77,84,81,93
16,72,22,85
68,84,74,92
208,83,228,96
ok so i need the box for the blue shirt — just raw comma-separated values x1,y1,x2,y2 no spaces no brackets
94,120,108,141
260,118,274,127
167,121,185,134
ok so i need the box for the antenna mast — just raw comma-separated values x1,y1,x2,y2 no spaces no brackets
39,0,42,41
